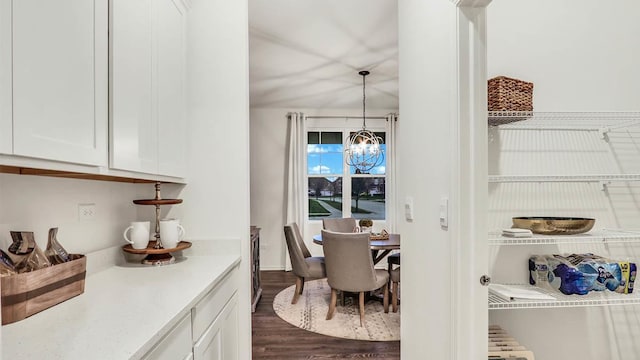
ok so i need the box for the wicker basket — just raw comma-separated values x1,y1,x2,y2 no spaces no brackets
488,76,533,126
369,229,390,240
488,76,533,112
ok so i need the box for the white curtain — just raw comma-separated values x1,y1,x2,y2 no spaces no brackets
386,113,399,233
284,112,306,271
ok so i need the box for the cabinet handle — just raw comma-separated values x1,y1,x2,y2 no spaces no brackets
479,275,491,286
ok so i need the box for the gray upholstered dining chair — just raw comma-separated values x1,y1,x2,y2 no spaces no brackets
321,229,389,326
283,223,326,304
390,267,400,313
322,217,357,233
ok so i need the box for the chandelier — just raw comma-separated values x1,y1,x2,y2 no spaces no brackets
345,70,384,173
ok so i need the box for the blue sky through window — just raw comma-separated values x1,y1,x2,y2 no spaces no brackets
307,144,386,175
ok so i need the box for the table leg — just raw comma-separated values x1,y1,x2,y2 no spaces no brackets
372,249,392,265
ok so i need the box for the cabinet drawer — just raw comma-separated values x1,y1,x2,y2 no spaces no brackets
191,267,239,341
142,313,192,360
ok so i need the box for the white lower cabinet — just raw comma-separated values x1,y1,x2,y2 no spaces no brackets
192,269,239,360
142,267,239,360
142,314,193,360
193,294,239,360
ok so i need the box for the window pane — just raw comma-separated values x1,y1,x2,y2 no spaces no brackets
351,177,385,220
308,177,342,220
307,132,344,175
321,132,342,144
308,131,319,145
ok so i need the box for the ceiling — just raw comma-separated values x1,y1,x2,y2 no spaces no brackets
248,0,399,110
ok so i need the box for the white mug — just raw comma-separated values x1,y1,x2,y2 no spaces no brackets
160,218,185,249
123,221,150,249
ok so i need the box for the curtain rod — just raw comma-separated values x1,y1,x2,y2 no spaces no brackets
305,115,389,120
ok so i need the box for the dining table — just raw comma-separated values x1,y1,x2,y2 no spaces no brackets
312,233,400,265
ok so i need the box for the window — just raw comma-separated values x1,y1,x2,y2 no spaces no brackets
307,124,387,221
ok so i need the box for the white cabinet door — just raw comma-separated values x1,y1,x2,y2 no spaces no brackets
11,0,108,166
142,314,193,360
157,0,187,177
0,0,11,155
193,294,239,360
110,0,187,177
109,0,157,174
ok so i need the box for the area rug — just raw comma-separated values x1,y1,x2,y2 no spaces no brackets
273,278,400,341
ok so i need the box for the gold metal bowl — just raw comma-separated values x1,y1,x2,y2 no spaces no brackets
512,217,595,235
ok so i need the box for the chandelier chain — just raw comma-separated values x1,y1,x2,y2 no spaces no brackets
362,72,367,129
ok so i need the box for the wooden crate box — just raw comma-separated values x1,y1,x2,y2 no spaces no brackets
1,254,86,325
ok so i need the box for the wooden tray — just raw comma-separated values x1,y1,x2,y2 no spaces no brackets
122,240,192,254
122,241,192,266
132,199,183,206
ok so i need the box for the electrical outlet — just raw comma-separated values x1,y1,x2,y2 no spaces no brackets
78,203,96,221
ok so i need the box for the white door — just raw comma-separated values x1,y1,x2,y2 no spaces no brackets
0,0,11,155
11,0,108,166
109,0,157,174
193,295,239,360
157,0,187,177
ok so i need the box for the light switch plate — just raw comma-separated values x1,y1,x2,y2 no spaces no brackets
405,197,414,221
439,196,448,228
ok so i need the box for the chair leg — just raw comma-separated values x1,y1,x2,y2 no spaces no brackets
383,282,389,313
292,276,304,304
392,281,399,313
359,291,365,327
326,288,337,320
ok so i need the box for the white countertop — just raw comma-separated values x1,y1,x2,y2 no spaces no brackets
2,254,241,360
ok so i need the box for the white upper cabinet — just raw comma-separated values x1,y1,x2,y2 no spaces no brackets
0,0,11,155
157,0,187,177
110,0,187,177
10,0,108,166
110,0,157,174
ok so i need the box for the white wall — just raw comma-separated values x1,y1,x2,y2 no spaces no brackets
0,173,146,273
488,1,640,359
397,0,457,358
182,0,252,359
488,0,640,112
249,107,397,270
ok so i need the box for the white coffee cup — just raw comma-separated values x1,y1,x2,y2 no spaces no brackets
159,218,185,249
123,221,151,249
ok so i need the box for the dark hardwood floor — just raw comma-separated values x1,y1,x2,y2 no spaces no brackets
252,270,400,360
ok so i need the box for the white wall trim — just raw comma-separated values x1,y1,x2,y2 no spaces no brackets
451,5,489,360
